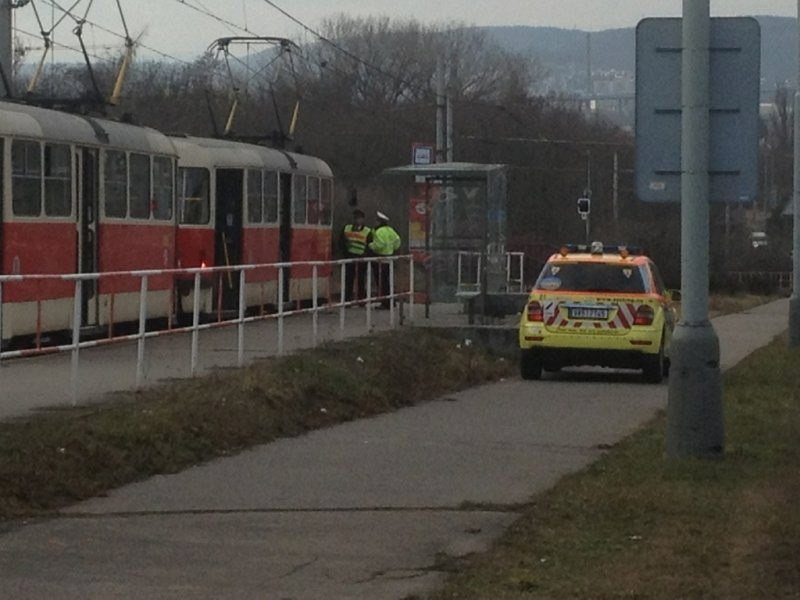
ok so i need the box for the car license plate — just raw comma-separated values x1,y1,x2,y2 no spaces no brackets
568,307,608,320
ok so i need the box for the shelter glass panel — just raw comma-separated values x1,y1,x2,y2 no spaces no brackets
104,150,128,218
178,167,210,225
11,140,42,217
129,153,151,219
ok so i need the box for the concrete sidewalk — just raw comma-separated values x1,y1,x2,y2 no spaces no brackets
0,299,790,600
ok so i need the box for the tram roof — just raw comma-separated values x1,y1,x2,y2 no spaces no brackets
0,101,176,156
171,135,333,178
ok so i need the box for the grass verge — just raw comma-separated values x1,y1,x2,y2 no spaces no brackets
0,329,512,522
708,292,781,318
430,334,800,599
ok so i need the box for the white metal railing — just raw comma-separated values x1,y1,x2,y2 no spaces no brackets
456,251,525,295
0,255,414,405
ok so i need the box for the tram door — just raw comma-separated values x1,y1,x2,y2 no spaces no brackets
77,147,99,327
278,173,293,303
214,168,243,311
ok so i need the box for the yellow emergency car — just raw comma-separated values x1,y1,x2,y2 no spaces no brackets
518,242,676,383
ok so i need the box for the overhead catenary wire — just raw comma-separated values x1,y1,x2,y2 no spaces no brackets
35,0,545,135
175,0,251,36
168,0,421,102
14,24,114,63
114,0,130,41
169,0,356,85
257,0,422,102
38,0,191,64
33,0,79,33
255,0,545,126
226,48,285,89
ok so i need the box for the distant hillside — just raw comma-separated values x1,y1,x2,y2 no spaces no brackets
482,16,797,89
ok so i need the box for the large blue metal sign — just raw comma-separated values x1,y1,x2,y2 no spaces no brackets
635,17,760,203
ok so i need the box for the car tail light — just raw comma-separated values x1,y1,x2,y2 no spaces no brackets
633,305,655,326
527,301,544,322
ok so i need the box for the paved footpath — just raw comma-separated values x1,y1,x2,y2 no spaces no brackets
0,300,790,600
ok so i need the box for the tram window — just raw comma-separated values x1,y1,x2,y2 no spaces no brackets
320,178,332,226
307,176,320,225
44,144,72,217
104,150,127,218
178,167,210,225
152,156,173,220
247,169,263,223
129,153,151,219
292,174,307,224
264,171,278,223
11,140,42,217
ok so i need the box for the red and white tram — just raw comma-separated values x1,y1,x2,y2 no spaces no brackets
0,100,334,346
0,100,178,342
172,135,333,316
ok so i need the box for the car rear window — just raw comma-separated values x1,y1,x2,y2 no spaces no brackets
536,262,647,294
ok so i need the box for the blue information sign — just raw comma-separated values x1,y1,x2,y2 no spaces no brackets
635,18,760,203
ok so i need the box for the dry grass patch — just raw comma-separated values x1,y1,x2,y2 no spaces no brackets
708,293,781,318
430,334,800,599
0,329,512,521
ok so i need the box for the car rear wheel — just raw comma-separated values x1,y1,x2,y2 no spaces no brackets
642,339,665,384
520,350,543,380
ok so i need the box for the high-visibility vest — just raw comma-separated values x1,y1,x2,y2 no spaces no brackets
369,225,401,256
344,224,371,256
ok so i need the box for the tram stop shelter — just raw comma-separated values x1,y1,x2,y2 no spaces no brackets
384,162,525,323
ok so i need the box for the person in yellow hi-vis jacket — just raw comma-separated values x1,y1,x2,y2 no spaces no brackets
368,211,401,309
340,209,372,302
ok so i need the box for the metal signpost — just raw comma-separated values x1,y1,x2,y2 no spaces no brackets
577,196,591,243
664,0,724,458
636,5,760,458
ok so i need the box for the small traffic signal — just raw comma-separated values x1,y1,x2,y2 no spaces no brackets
577,197,591,216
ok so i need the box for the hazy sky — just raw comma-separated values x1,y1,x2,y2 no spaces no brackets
11,0,798,62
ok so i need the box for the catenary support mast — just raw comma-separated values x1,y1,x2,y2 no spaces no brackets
665,0,725,458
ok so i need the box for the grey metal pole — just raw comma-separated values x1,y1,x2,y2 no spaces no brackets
789,0,800,347
277,266,285,356
723,203,731,271
666,0,724,458
586,150,592,198
70,280,82,407
191,272,201,376
446,92,454,162
584,214,590,245
0,0,12,97
237,268,246,367
436,60,445,164
612,151,619,230
136,275,148,389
